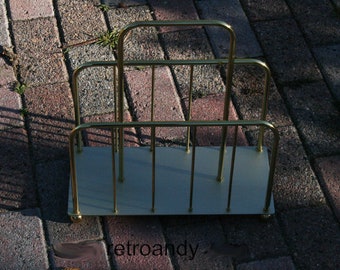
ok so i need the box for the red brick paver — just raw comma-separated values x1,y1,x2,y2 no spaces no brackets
8,0,54,20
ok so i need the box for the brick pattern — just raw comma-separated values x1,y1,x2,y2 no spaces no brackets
283,81,340,157
1,0,339,269
125,66,186,143
252,19,322,84
196,0,262,57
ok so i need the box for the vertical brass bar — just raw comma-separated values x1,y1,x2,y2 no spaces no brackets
151,65,155,122
151,126,156,212
117,127,124,181
186,65,194,153
113,66,119,152
217,29,236,182
188,126,197,212
71,69,82,153
117,30,125,182
227,126,238,212
263,126,279,212
257,65,271,152
150,65,155,152
69,130,81,217
111,128,118,213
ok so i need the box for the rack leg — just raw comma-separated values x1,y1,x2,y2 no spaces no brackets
188,126,197,212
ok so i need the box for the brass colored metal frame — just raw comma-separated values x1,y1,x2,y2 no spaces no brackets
68,20,278,222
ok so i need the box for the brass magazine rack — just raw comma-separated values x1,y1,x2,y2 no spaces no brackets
68,21,279,222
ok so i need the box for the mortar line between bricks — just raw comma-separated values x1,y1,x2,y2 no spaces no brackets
100,216,116,270
158,218,181,270
3,0,39,204
310,176,340,225
2,0,54,268
8,3,81,268
51,0,76,89
276,207,321,270
270,96,336,219
283,0,337,95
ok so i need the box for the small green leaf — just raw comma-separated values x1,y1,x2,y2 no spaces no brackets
14,82,27,95
98,4,110,12
96,29,120,50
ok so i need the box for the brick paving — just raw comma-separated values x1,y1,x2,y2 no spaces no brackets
0,0,339,269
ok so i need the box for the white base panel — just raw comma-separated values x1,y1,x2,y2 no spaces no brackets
68,146,274,216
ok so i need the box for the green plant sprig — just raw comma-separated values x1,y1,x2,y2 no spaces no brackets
14,82,27,95
98,4,110,12
96,29,120,50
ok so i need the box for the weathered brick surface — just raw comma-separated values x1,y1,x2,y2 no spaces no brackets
191,95,248,146
56,0,107,45
72,64,117,116
314,155,340,222
148,0,199,32
240,0,291,21
35,160,103,244
106,5,164,61
252,19,322,84
283,81,340,157
0,209,49,270
313,44,340,101
25,82,74,161
0,58,22,130
220,215,288,263
248,126,325,210
286,0,340,46
83,112,139,147
66,44,116,116
232,62,292,128
0,128,37,210
125,66,186,143
8,0,54,20
279,206,340,270
196,0,262,57
237,256,296,270
11,18,68,86
161,28,226,98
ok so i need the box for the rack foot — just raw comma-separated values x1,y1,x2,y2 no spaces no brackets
260,213,272,221
70,214,82,223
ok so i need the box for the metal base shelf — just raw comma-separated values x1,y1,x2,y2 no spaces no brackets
68,146,274,217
